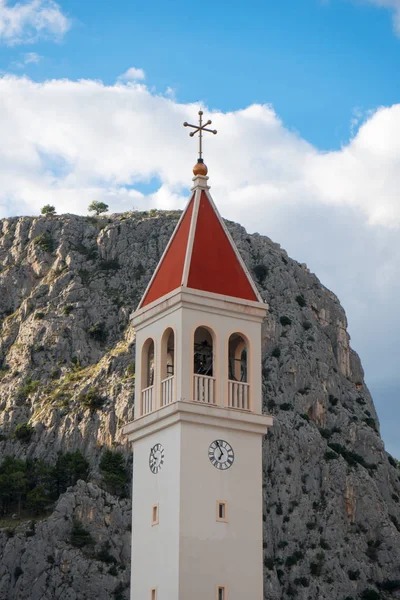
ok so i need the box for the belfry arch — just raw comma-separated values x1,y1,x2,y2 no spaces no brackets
193,326,216,404
161,327,175,406
228,332,248,383
228,332,250,410
193,326,214,377
141,338,155,414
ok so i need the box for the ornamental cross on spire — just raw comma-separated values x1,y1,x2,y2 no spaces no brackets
184,110,217,161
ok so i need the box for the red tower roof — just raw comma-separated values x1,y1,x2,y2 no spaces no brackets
139,181,261,308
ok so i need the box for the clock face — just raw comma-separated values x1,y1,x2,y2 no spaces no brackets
208,440,234,470
149,443,164,474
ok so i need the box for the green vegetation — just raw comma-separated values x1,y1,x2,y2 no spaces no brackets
18,378,40,400
285,550,304,567
378,580,400,591
366,539,381,562
99,259,120,271
88,201,109,216
100,449,129,497
70,518,94,548
271,347,281,358
264,557,274,570
310,551,325,576
75,243,98,260
33,233,56,253
88,322,107,343
364,417,378,432
132,263,145,280
302,321,312,330
34,311,45,320
96,540,117,564
63,304,74,315
319,428,332,439
253,264,268,283
78,389,104,411
113,582,127,600
324,450,338,461
294,577,309,587
361,590,380,600
327,442,376,472
14,423,34,442
298,387,310,395
125,362,135,378
40,205,56,216
348,569,360,580
279,403,293,411
78,269,90,284
0,450,89,518
295,295,306,307
280,316,292,326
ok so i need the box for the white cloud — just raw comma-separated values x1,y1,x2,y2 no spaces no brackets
117,67,146,82
0,0,70,46
12,51,42,68
0,74,399,454
23,50,41,63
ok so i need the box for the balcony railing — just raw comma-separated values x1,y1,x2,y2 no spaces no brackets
161,375,174,406
193,374,216,405
228,380,250,410
142,385,154,415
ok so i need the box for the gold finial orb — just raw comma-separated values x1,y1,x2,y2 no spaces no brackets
193,159,208,176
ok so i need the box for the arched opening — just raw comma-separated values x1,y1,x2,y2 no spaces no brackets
193,326,216,405
228,333,248,382
228,333,250,410
141,338,155,414
161,328,175,379
194,326,214,377
142,338,155,388
161,328,175,406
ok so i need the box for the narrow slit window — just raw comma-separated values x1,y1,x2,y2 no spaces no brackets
216,501,228,522
152,504,159,526
217,586,227,600
151,589,157,600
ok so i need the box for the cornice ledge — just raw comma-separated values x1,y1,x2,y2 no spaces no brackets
122,401,273,443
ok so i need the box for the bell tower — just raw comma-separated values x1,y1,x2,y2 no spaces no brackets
123,113,273,600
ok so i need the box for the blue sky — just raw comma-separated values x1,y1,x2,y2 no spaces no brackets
2,0,400,148
0,0,399,457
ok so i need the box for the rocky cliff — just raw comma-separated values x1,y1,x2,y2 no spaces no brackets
0,210,399,600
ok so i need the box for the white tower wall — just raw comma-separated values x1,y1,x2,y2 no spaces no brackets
123,172,273,600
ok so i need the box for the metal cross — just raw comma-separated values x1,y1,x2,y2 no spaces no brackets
183,110,217,160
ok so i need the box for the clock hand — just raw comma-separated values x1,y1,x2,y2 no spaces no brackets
215,441,224,460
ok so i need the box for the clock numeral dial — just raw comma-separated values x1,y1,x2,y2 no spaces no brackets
208,440,234,470
149,443,165,474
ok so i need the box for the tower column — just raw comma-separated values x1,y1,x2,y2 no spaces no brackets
123,112,273,600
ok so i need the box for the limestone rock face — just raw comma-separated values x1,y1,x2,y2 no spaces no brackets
0,210,399,600
0,481,131,600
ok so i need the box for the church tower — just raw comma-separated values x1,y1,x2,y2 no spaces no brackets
123,113,273,600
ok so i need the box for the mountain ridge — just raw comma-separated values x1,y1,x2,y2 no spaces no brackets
0,210,399,600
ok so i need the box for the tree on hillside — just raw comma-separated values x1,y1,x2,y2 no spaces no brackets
88,201,109,216
99,449,128,497
41,205,56,216
52,450,90,496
